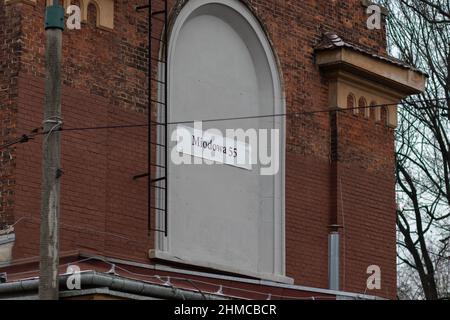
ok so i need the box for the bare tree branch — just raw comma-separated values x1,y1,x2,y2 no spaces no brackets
382,0,450,300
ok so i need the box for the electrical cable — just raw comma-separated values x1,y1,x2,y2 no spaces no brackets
0,97,448,151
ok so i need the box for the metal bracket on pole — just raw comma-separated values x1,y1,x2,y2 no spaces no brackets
45,1,65,31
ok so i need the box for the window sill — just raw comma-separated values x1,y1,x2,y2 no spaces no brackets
149,250,294,285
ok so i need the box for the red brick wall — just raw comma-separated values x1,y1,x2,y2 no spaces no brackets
2,0,396,299
336,110,397,298
0,2,22,229
14,74,151,260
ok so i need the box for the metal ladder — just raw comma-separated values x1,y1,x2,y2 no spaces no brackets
135,0,168,237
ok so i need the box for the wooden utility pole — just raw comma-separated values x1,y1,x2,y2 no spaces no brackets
39,0,64,300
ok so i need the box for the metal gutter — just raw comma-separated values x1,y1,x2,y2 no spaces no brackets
0,271,228,300
0,233,15,245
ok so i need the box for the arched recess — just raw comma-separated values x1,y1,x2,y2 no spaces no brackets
154,0,288,283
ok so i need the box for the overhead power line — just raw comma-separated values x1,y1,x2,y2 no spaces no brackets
0,97,448,151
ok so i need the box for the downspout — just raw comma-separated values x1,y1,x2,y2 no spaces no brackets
329,110,341,291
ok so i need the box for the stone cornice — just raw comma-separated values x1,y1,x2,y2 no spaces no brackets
5,0,114,30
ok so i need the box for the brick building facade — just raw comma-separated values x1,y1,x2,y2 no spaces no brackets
0,0,425,300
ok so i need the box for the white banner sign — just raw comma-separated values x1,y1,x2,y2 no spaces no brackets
176,125,252,170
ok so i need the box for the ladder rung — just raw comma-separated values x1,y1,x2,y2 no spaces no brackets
133,174,167,181
152,185,166,191
150,206,166,212
149,228,166,233
150,77,166,85
150,142,167,148
150,99,166,105
133,172,148,180
150,57,166,64
152,177,167,183
150,121,167,127
150,163,166,169
151,10,166,16
150,35,166,44
135,4,149,11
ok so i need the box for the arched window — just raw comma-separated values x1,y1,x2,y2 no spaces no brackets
381,106,389,125
156,0,286,282
358,97,369,118
371,101,379,121
347,93,356,115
